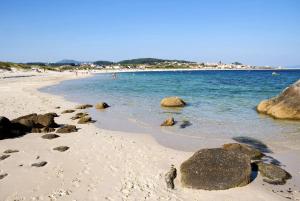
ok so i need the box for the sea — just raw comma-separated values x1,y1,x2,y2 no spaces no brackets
41,70,300,151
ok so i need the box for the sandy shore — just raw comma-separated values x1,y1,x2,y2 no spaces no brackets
0,71,299,201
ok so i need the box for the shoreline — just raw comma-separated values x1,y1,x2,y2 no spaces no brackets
0,71,299,200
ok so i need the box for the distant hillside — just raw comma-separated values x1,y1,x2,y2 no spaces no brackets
118,58,194,65
56,59,81,64
93,60,114,65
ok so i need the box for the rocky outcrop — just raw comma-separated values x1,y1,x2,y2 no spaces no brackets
256,162,292,185
75,104,93,109
160,97,186,107
95,102,110,109
1,113,59,140
61,109,75,114
160,117,175,126
222,143,265,160
56,125,78,133
257,80,300,120
180,148,251,190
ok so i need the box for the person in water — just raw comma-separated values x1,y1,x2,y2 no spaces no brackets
112,73,117,79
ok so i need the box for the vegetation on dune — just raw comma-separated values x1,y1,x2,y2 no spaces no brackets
118,58,194,65
0,61,31,71
93,60,114,65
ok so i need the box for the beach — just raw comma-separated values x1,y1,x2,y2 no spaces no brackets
0,71,299,201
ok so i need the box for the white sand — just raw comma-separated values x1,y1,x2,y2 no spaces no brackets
0,71,298,201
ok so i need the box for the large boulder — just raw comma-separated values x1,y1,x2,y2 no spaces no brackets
222,143,265,160
180,148,251,190
257,80,300,120
36,114,58,128
256,162,292,185
95,102,110,109
160,97,186,107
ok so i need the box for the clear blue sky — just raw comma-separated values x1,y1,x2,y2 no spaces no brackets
0,0,299,66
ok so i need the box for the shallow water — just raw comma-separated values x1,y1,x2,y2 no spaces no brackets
42,70,300,151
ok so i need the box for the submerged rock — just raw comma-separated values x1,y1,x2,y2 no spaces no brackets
180,148,251,190
75,104,93,109
56,125,78,133
165,165,177,189
180,120,192,128
53,146,70,152
160,117,175,126
160,97,186,107
95,102,110,109
222,143,265,160
256,162,292,185
257,80,300,120
61,109,75,114
32,161,47,167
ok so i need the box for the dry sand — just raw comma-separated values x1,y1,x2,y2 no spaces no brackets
0,71,299,201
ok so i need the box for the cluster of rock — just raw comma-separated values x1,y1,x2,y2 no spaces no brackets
178,143,291,190
0,113,59,140
257,79,300,120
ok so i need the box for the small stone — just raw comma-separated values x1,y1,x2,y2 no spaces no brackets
32,161,47,167
75,104,93,109
180,120,192,128
3,149,19,154
56,125,78,133
257,162,292,185
161,117,175,126
53,146,70,152
77,116,94,124
0,154,10,161
61,109,75,114
41,134,60,139
165,165,177,189
55,106,61,109
0,173,8,180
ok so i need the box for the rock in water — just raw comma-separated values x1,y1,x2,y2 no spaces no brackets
222,143,265,160
165,165,177,189
160,97,186,107
256,162,292,185
31,161,47,167
53,146,70,152
56,125,78,133
95,102,110,109
257,80,300,120
180,148,251,190
161,117,175,126
75,104,93,109
61,109,75,114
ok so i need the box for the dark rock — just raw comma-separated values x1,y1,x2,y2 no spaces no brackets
222,143,265,160
0,116,12,139
31,128,42,133
3,149,19,154
71,112,88,120
55,106,61,109
180,148,251,190
95,102,110,109
41,134,60,139
256,162,292,185
165,165,177,189
75,104,93,109
31,161,47,167
160,117,175,126
77,116,94,124
56,125,78,133
180,120,192,128
0,154,10,161
44,112,59,117
41,127,55,133
12,113,37,128
53,146,70,152
36,114,58,127
0,173,8,180
61,109,75,114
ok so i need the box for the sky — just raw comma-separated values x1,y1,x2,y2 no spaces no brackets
0,0,299,66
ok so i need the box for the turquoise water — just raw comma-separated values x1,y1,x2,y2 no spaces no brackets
42,70,300,151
